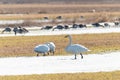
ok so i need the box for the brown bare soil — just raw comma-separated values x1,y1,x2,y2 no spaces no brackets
0,4,120,14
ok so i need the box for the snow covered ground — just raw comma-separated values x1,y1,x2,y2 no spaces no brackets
0,52,120,76
0,27,120,37
0,26,120,76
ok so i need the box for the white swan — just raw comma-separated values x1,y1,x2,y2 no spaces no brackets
45,42,56,55
34,44,50,56
65,35,90,59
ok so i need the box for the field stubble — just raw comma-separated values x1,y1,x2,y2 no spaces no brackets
0,71,120,80
0,33,120,57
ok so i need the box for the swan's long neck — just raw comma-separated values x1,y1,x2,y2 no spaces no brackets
68,35,72,45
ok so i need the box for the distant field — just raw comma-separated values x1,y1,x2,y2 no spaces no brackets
0,4,120,21
0,4,120,14
0,33,120,57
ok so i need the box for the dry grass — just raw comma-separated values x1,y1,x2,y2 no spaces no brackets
0,71,120,80
0,33,120,57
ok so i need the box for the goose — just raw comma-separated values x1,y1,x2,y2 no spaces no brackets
65,35,90,59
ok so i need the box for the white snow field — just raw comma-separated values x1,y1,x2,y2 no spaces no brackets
0,52,120,76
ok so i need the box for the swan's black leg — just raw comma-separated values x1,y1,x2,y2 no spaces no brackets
48,52,49,55
80,53,83,59
75,54,77,59
37,53,39,56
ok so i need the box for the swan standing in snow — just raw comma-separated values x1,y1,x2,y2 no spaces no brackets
34,44,50,56
65,35,90,59
45,42,56,55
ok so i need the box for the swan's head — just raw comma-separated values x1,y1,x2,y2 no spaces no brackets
65,34,71,38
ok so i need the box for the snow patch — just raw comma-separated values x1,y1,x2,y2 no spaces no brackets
0,52,120,75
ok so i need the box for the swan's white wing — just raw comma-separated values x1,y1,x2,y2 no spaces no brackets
34,45,50,53
66,44,89,54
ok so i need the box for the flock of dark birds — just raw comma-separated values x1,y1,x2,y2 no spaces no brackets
1,23,87,35
1,26,29,35
1,21,120,35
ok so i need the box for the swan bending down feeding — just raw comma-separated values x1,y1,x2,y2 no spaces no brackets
34,44,50,56
45,42,56,55
65,35,90,59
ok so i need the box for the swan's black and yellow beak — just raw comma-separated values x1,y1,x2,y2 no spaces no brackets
65,35,71,38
